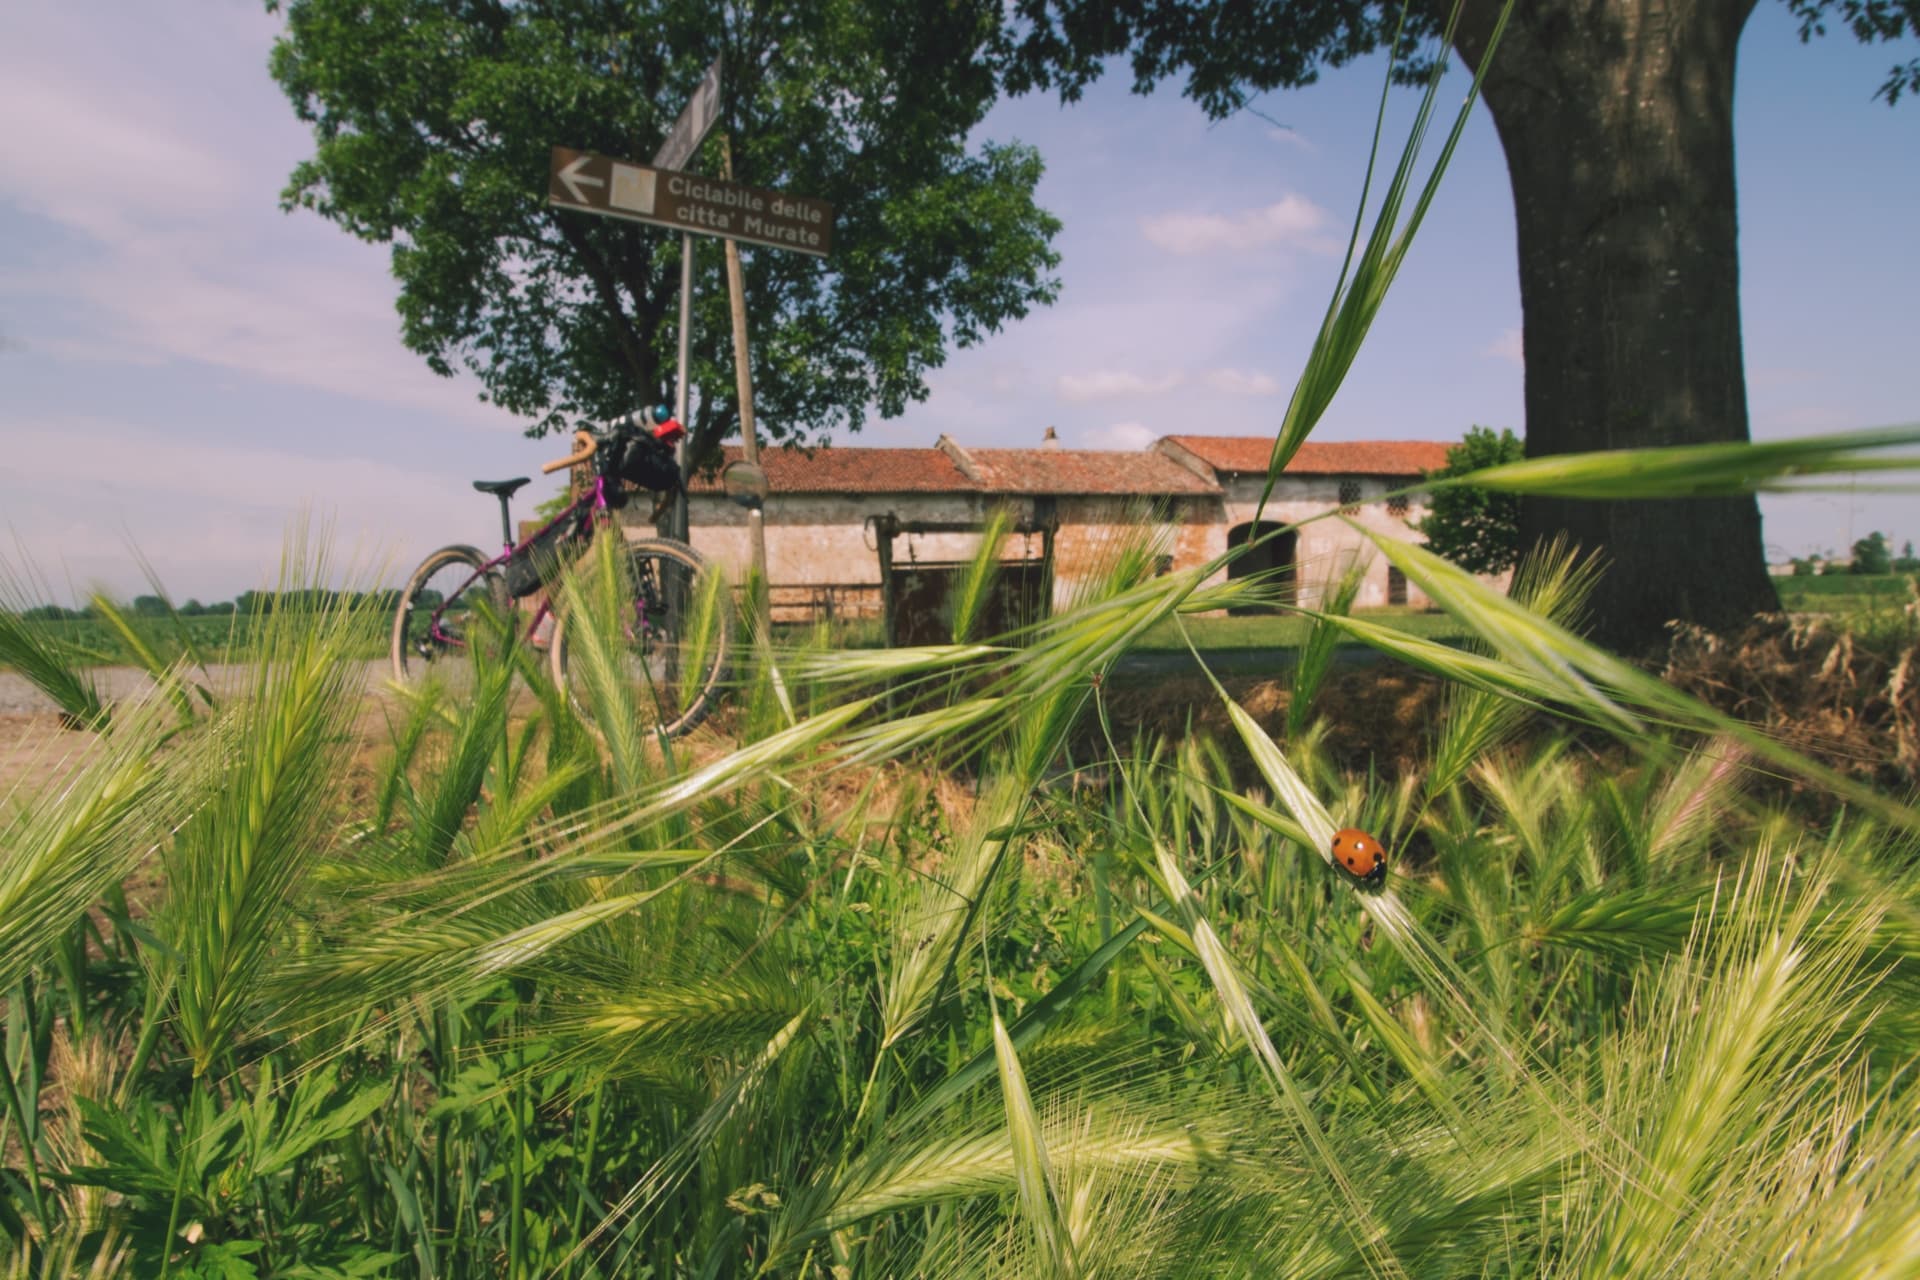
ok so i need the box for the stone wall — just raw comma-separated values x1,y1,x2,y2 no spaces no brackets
1218,475,1434,609
678,475,1475,620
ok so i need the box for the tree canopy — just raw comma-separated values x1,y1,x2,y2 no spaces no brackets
268,0,1063,465
999,1,1920,109
997,0,1918,652
1850,530,1893,575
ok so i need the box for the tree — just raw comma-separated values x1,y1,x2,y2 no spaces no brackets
1415,426,1524,574
1851,530,1892,575
268,0,1061,485
1000,0,1919,653
1895,540,1919,573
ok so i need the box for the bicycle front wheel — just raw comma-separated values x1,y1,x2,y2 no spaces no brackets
548,537,731,738
391,544,511,686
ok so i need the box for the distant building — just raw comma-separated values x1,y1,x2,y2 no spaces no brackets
679,433,1456,622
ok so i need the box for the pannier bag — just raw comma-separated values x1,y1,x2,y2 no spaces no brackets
501,514,576,598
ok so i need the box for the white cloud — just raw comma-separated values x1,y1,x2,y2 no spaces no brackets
1080,421,1156,451
0,0,515,426
1056,369,1184,402
1204,368,1282,396
1266,126,1315,152
1483,328,1524,365
1141,195,1335,255
2,414,516,602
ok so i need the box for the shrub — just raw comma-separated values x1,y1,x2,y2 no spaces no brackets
1415,425,1524,574
1852,530,1893,575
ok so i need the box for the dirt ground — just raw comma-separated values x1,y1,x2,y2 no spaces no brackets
5,623,1909,811
0,658,1429,803
0,662,407,800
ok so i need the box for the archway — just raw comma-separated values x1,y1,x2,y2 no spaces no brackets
1225,522,1297,615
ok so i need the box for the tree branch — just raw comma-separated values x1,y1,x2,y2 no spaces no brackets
548,210,656,388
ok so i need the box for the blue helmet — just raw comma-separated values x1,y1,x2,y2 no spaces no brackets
651,403,674,425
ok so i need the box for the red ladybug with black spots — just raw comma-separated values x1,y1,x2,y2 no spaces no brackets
1331,828,1387,886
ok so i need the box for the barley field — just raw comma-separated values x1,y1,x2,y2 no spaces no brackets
5,49,1919,1277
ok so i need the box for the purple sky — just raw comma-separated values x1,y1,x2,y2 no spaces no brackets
2,1,1915,604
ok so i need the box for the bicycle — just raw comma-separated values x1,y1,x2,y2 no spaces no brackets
390,407,731,738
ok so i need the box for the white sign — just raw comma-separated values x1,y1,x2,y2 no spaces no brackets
652,57,722,171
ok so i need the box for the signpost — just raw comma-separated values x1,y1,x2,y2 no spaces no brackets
650,56,725,549
550,149,834,257
550,56,833,616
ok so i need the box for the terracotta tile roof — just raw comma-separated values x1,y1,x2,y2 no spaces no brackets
959,448,1221,496
689,442,1219,496
685,435,1449,496
1158,436,1453,477
688,445,971,494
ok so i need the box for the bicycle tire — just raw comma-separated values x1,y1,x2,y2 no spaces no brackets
390,544,511,685
548,537,731,738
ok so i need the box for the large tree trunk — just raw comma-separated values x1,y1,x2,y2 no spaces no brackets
1453,0,1779,654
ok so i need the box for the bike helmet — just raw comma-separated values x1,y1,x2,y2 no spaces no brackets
649,404,686,445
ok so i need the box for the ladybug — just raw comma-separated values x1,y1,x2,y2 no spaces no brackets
1330,827,1387,886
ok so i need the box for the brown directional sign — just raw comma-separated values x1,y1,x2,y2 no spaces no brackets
548,146,833,258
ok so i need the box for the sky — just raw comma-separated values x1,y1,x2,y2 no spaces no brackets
1,1,1915,606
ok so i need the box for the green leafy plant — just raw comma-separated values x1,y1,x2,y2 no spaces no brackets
1415,425,1524,574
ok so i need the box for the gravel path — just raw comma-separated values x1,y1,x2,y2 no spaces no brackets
0,662,411,715
0,662,406,796
0,646,1394,715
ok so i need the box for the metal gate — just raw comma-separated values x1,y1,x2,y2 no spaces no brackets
869,512,1055,647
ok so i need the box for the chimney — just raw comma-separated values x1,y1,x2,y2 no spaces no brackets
1041,426,1059,450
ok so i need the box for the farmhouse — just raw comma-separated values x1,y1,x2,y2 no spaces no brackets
682,433,1453,626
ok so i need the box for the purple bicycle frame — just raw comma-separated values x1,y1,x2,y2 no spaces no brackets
423,475,616,654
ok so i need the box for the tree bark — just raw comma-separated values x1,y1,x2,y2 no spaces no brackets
1453,0,1779,654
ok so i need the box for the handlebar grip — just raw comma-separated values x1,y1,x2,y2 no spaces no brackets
541,429,596,474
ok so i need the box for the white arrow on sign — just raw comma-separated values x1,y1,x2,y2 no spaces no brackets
556,153,604,204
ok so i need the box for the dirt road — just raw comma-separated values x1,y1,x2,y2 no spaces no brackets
0,663,408,798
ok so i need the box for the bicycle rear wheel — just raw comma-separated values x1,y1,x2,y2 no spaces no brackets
391,545,512,686
548,537,731,738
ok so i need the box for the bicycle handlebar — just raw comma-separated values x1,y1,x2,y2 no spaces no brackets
542,429,596,474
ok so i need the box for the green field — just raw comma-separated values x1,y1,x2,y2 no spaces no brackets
6,611,391,669
770,607,1467,659
8,576,1905,675
1134,606,1467,651
5,604,1464,672
1777,572,1916,610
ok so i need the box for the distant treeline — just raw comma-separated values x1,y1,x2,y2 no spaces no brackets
16,589,403,621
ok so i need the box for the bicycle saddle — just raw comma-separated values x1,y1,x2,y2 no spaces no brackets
473,477,532,498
